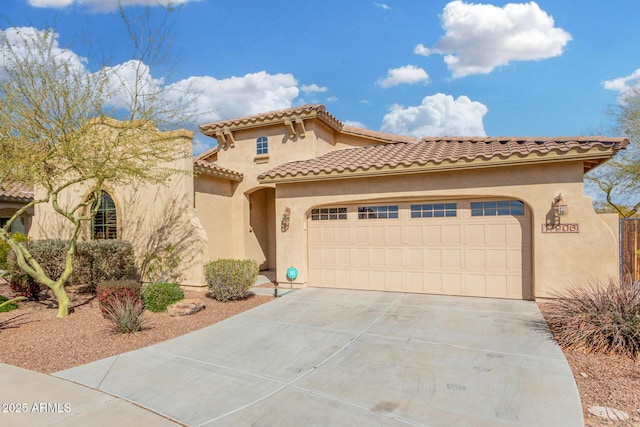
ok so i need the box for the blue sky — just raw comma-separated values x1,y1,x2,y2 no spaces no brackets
2,0,640,154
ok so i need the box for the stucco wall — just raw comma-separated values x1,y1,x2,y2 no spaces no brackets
273,161,619,299
31,127,207,287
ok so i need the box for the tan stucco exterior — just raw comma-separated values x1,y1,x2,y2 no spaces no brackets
28,105,626,300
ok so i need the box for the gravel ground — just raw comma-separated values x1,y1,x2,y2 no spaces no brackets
0,284,638,425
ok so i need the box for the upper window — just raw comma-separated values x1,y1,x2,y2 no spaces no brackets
471,200,525,217
358,205,398,219
92,191,117,239
411,203,457,218
256,136,268,155
311,207,347,221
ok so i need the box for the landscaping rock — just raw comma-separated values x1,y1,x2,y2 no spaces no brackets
167,299,204,317
587,406,629,421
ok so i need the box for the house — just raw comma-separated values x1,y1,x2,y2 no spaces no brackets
0,182,33,235
29,105,629,299
195,104,627,299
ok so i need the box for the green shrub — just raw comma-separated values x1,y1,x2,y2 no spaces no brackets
6,239,139,292
102,294,147,333
79,240,138,288
204,259,258,302
0,295,19,312
96,280,142,316
0,232,29,271
543,278,640,359
141,282,184,312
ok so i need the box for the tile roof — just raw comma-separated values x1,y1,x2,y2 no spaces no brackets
259,136,629,182
199,104,342,135
0,182,33,202
341,126,417,144
194,158,243,181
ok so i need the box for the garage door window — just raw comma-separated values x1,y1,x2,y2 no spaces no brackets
411,203,457,218
471,200,525,217
311,207,347,221
358,205,398,219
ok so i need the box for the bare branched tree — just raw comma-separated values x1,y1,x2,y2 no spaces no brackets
587,85,640,217
0,5,196,317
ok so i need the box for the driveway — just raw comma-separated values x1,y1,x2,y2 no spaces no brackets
55,288,582,426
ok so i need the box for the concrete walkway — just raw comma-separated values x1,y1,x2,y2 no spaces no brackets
48,288,582,426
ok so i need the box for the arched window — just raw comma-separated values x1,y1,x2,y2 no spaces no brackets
92,191,117,240
256,136,268,155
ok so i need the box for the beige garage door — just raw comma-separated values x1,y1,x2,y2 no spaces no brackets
308,200,531,299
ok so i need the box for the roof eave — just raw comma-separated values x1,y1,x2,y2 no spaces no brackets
259,147,616,184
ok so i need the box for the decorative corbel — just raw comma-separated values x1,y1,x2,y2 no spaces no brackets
295,117,306,138
223,128,235,147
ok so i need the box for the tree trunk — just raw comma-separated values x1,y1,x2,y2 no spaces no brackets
51,282,70,318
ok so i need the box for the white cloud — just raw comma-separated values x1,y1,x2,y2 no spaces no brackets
414,43,431,56
168,71,300,123
423,1,571,78
380,93,487,136
27,0,199,12
0,27,87,74
326,96,338,102
377,65,429,88
374,2,391,11
301,84,328,94
344,120,368,129
603,69,640,98
2,26,318,154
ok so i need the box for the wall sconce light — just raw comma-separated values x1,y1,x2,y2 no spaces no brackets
553,194,568,217
281,207,291,232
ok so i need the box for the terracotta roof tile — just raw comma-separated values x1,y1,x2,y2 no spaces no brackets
341,126,417,144
0,182,33,202
193,158,243,181
259,136,629,181
200,104,342,135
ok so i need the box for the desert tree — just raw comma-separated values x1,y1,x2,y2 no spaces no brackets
0,5,196,317
587,85,640,217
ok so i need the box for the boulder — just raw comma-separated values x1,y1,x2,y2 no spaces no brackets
167,299,204,317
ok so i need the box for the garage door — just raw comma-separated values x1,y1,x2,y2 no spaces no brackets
308,200,531,299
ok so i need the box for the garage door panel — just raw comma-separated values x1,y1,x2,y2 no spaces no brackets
407,248,423,268
424,273,443,293
386,271,403,290
424,225,441,245
486,275,508,296
369,226,385,245
466,274,486,295
386,248,403,267
442,225,462,244
486,224,507,245
406,225,423,245
352,248,369,266
424,248,442,268
386,226,403,245
468,224,485,244
443,274,462,294
467,249,486,269
309,200,531,299
442,249,462,269
486,249,508,270
405,271,424,292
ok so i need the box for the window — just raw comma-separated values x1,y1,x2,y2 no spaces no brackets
92,191,117,239
358,205,398,219
311,207,347,221
256,136,268,155
411,203,457,218
471,200,525,217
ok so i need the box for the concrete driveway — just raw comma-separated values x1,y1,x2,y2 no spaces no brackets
55,288,582,426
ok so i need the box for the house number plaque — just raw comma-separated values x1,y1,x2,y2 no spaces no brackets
541,223,579,233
